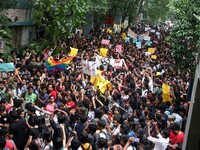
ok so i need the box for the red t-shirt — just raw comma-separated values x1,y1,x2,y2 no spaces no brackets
66,101,75,109
169,131,175,139
5,140,16,150
49,90,57,99
170,132,184,145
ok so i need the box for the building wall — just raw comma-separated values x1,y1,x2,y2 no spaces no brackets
3,0,34,48
182,59,200,150
3,9,27,22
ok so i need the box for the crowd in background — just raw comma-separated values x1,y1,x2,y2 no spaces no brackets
0,23,190,150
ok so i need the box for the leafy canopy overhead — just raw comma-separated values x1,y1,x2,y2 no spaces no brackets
33,0,92,44
167,0,200,74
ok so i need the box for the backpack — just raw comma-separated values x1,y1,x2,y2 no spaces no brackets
88,134,98,150
93,130,109,149
97,130,108,140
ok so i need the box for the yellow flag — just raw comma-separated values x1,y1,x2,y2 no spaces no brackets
148,48,155,54
69,47,78,57
151,55,157,59
162,83,172,102
100,48,108,58
122,32,126,40
156,72,161,76
90,70,112,94
99,80,110,94
90,70,103,88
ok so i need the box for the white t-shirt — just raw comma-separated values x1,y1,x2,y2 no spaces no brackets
147,133,169,150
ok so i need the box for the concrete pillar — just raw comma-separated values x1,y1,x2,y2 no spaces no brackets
182,60,200,150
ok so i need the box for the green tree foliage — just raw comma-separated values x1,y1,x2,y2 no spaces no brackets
109,0,144,24
0,0,17,24
167,0,200,74
0,0,17,11
0,0,17,61
33,0,92,45
145,0,170,23
88,0,109,27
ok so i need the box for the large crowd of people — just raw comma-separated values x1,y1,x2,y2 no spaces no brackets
0,23,191,150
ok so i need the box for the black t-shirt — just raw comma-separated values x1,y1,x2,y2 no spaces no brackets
50,120,62,141
9,119,29,150
29,128,40,140
0,113,10,124
28,115,36,127
75,121,86,138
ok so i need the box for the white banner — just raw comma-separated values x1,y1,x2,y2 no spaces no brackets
96,55,125,69
82,60,97,76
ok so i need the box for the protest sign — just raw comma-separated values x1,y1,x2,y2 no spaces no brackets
116,45,123,53
144,36,151,41
82,60,97,76
101,39,110,45
0,63,15,72
133,38,137,43
136,42,142,49
148,48,155,54
138,36,143,42
151,55,157,59
125,37,130,43
96,55,125,69
145,27,151,31
146,41,152,46
100,48,108,57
